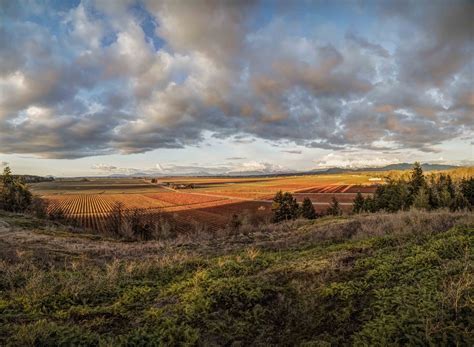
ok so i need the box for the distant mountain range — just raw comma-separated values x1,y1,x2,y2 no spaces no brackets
310,163,458,175
104,163,459,178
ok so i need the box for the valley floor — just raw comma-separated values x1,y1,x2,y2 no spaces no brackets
0,210,473,345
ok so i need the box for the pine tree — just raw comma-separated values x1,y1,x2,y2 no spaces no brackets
327,197,342,216
427,175,440,209
363,195,376,212
300,197,317,219
446,175,455,198
413,186,430,210
272,191,299,222
409,162,425,199
373,180,410,212
0,166,32,212
450,190,471,212
460,177,474,206
1,166,13,185
352,192,365,213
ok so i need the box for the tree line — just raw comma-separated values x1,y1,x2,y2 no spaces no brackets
352,162,473,214
270,163,473,223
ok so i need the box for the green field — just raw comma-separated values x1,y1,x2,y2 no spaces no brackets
1,209,472,345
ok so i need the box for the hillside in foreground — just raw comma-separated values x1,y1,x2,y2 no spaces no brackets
0,210,473,345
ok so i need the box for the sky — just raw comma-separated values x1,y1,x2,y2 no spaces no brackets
0,0,473,176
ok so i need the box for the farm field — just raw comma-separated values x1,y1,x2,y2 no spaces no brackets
33,174,382,234
30,178,170,194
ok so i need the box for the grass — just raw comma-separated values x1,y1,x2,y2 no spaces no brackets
0,210,473,345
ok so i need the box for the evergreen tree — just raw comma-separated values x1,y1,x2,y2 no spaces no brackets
412,186,430,210
0,166,32,212
460,177,474,206
300,197,317,219
326,197,342,216
373,180,410,212
2,166,13,185
428,185,440,209
450,190,471,212
408,162,425,200
352,192,365,213
446,175,455,198
272,191,299,222
362,195,376,212
438,187,452,208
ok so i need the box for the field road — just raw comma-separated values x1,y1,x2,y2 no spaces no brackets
159,184,353,206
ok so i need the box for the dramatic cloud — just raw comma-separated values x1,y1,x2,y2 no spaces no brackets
92,161,287,176
314,153,401,169
91,164,118,171
0,0,472,159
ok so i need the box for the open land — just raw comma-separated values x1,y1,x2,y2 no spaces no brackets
30,174,381,234
1,209,472,345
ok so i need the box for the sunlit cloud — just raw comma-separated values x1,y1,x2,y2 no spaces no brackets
0,0,472,174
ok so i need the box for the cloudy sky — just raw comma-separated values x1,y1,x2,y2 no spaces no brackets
0,0,472,176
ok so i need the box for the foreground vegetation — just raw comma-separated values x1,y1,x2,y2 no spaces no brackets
1,209,473,345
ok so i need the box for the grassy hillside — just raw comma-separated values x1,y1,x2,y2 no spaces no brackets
0,210,473,346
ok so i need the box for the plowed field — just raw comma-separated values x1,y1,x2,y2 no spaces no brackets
37,174,381,234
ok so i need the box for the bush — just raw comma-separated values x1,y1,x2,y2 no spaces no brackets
228,214,242,232
327,197,342,216
352,192,365,214
28,196,49,219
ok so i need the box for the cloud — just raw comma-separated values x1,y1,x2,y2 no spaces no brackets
0,0,472,159
91,164,118,171
282,150,302,154
313,153,401,169
345,32,390,58
91,160,288,175
0,161,8,167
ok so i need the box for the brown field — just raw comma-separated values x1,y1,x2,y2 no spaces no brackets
34,174,381,234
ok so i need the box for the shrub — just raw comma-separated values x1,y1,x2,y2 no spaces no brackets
48,207,66,222
28,196,49,219
352,192,365,214
327,197,342,216
229,214,242,232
